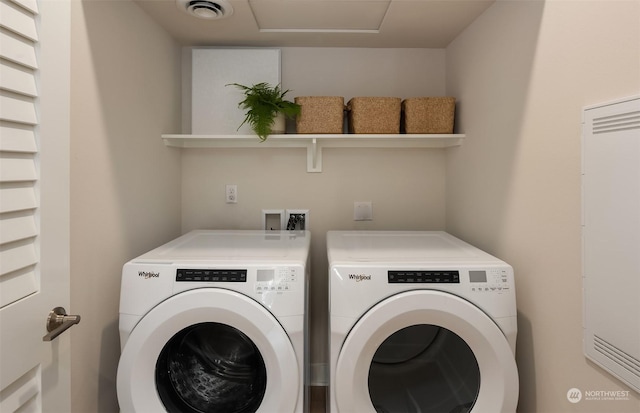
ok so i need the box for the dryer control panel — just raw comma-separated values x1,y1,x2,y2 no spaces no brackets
385,268,513,294
388,271,460,283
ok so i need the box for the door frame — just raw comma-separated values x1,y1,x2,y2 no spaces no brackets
39,0,72,410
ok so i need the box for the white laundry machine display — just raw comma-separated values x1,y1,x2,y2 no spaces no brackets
328,231,519,413
117,230,310,413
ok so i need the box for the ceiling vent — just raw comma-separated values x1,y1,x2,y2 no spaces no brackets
177,0,233,20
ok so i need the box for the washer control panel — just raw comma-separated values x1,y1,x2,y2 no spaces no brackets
469,268,511,293
174,267,300,293
176,269,247,282
255,267,299,294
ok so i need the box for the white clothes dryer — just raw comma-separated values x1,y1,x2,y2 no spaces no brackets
117,230,310,413
328,231,519,413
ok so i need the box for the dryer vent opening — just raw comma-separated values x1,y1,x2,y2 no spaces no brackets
177,0,234,20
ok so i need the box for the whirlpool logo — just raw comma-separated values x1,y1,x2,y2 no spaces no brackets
348,273,371,282
138,271,160,279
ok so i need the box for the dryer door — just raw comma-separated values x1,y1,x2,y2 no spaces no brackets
117,288,299,413
335,290,518,413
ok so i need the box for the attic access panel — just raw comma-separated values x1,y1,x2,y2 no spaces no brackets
248,0,391,32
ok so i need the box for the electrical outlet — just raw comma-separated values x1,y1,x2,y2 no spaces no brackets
225,184,237,203
354,201,373,221
285,209,309,230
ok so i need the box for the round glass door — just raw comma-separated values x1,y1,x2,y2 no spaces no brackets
156,322,267,413
117,289,300,413
368,324,480,413
334,290,519,413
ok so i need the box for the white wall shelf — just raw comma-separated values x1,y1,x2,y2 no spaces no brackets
162,134,465,173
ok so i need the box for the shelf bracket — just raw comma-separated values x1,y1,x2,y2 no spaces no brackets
307,138,322,173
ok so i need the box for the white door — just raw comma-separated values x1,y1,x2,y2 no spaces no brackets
117,288,300,413
335,291,519,413
0,0,72,411
582,96,640,393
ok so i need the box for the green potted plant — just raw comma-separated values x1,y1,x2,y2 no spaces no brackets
227,82,301,142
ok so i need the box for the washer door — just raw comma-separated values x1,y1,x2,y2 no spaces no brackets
117,288,299,413
336,290,518,413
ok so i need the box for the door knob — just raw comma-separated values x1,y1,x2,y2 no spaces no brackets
43,307,81,341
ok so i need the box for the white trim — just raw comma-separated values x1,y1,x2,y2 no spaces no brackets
583,94,640,114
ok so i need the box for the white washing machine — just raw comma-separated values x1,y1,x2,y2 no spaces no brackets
117,230,310,413
328,231,519,413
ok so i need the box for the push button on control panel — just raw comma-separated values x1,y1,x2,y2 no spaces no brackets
176,269,247,282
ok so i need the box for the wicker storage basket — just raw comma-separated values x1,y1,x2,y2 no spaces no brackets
346,97,401,134
295,96,345,134
402,97,456,134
